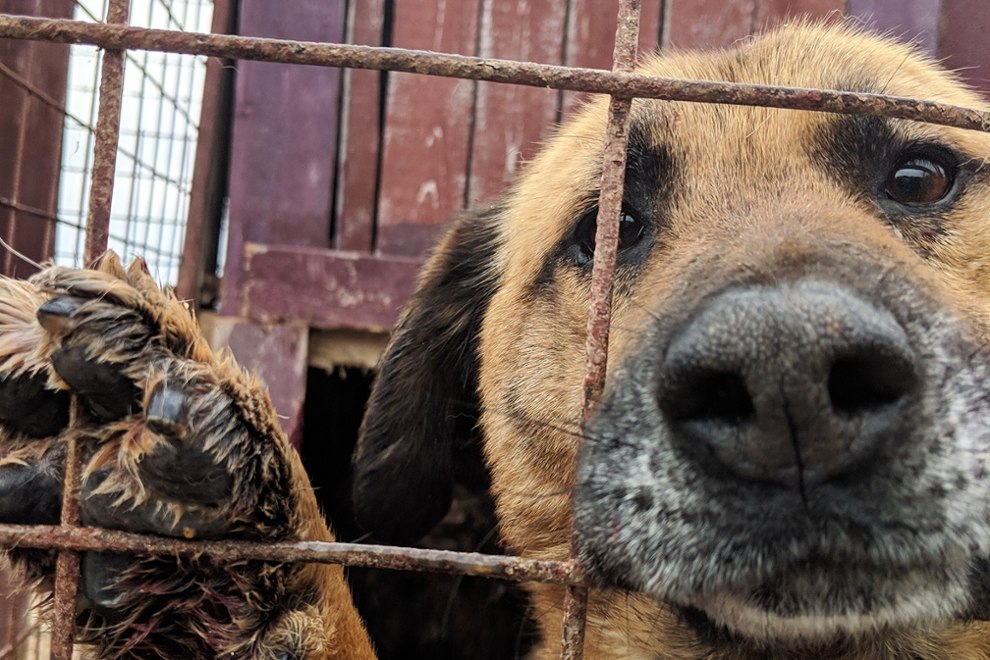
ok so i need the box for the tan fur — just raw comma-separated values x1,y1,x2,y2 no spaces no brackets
471,22,990,658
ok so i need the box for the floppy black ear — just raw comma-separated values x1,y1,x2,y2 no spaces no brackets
353,203,504,543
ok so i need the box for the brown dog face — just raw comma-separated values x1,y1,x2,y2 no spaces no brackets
355,22,990,656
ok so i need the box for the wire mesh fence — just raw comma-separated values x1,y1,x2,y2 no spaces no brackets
0,1,989,659
55,0,212,284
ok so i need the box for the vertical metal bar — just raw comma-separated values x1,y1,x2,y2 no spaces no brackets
83,0,130,263
176,0,234,302
48,423,81,660
50,1,130,658
560,0,642,658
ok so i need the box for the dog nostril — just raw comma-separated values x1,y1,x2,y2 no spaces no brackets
827,353,914,415
665,370,754,425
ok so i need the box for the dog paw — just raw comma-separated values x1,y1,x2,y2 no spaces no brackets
0,253,323,657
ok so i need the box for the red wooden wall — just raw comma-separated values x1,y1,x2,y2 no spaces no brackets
212,0,990,442
0,0,73,278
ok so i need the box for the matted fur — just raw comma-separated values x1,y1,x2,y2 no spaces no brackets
0,254,372,658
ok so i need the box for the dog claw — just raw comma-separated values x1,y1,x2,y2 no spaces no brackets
36,296,84,336
81,552,130,616
0,255,312,656
51,346,138,422
145,383,187,440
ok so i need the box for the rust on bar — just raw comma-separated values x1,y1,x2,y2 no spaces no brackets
83,0,129,263
48,430,80,660
50,2,131,658
0,14,989,132
561,1,642,659
0,524,582,585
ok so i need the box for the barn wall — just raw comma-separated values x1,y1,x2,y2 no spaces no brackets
0,0,74,278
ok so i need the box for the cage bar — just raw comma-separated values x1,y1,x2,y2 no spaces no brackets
0,524,582,584
82,0,129,263
2,14,990,133
49,2,131,658
561,0,643,656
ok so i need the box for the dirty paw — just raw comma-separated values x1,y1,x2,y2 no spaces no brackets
0,253,317,658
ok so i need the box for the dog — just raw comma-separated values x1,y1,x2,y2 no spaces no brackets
2,19,990,659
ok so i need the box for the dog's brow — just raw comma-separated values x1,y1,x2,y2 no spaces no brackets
810,114,900,187
625,120,678,217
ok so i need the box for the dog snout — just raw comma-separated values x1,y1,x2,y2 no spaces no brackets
656,280,918,489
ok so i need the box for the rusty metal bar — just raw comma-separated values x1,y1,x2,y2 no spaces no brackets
0,14,989,132
49,2,131,658
48,429,80,660
83,0,129,263
0,524,581,585
561,2,643,658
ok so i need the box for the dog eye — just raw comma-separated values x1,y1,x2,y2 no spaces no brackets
568,207,646,266
883,155,954,206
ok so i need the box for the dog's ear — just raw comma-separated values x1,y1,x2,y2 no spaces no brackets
353,203,504,543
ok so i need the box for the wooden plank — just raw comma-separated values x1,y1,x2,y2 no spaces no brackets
219,0,345,314
374,0,481,256
938,0,990,97
665,0,756,48
639,0,665,55
309,328,389,371
847,0,940,55
466,0,567,205
334,0,385,253
207,317,309,449
0,0,73,277
562,0,663,118
176,0,234,304
242,244,422,331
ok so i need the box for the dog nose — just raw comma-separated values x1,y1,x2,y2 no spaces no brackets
656,281,918,489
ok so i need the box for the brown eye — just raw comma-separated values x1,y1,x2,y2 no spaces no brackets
883,157,953,205
570,207,646,266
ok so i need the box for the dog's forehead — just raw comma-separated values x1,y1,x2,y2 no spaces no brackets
631,23,988,156
644,22,981,104
497,22,990,280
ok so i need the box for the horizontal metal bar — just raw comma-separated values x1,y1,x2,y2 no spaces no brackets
0,524,584,585
0,14,989,132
